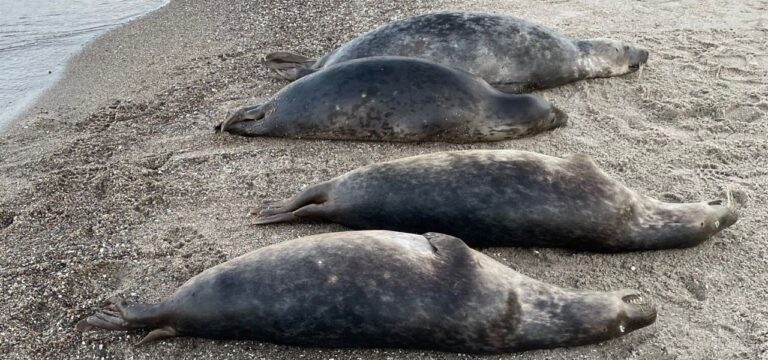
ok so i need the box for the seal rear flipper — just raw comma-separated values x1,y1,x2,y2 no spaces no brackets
77,296,175,344
264,51,317,81
137,326,177,345
216,104,266,133
251,182,332,225
252,211,298,225
264,51,315,68
76,309,135,331
269,67,318,82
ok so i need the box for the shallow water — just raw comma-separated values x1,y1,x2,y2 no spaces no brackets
0,0,169,130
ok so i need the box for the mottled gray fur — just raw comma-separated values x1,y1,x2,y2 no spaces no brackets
218,57,566,142
253,150,738,251
265,12,649,92
77,231,656,353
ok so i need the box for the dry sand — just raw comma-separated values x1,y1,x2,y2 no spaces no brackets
1,0,767,358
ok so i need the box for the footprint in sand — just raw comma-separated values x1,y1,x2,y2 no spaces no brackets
724,105,764,123
714,54,749,69
0,210,15,229
695,163,733,181
681,273,708,301
660,192,685,203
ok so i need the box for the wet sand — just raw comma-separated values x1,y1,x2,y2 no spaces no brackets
1,0,766,358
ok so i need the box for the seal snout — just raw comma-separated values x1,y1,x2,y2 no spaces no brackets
708,199,739,232
549,105,569,127
628,48,649,70
619,291,657,333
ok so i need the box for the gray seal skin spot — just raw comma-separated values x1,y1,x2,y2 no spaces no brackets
252,151,739,252
264,12,650,93
77,230,657,353
215,56,567,142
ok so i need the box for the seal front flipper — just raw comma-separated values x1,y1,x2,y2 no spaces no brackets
77,296,176,344
488,95,568,139
264,51,317,81
422,232,471,257
215,104,267,133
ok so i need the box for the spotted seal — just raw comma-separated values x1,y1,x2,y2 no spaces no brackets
216,56,566,142
253,150,738,252
77,230,656,353
265,12,649,93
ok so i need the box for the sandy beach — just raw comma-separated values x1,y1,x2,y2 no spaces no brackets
1,0,767,358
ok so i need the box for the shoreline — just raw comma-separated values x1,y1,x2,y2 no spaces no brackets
0,0,170,134
1,0,766,359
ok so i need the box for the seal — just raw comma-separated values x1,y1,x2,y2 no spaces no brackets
215,56,566,142
253,150,738,252
77,230,656,353
265,12,650,93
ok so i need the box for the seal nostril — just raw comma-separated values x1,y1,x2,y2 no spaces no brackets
622,294,645,305
621,293,658,319
708,200,723,206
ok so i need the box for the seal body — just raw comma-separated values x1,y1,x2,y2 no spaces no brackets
78,231,656,353
254,151,738,252
217,57,566,142
265,12,650,93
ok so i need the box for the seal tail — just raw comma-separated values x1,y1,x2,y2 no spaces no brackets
264,51,317,81
77,296,176,345
251,181,332,224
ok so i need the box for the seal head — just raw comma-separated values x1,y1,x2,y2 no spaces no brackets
623,199,739,250
513,289,657,350
576,38,649,77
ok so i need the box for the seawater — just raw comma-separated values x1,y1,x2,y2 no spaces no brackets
0,0,169,130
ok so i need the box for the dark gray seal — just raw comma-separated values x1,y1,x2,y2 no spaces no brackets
216,56,566,142
265,12,650,93
253,150,738,252
77,230,656,353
